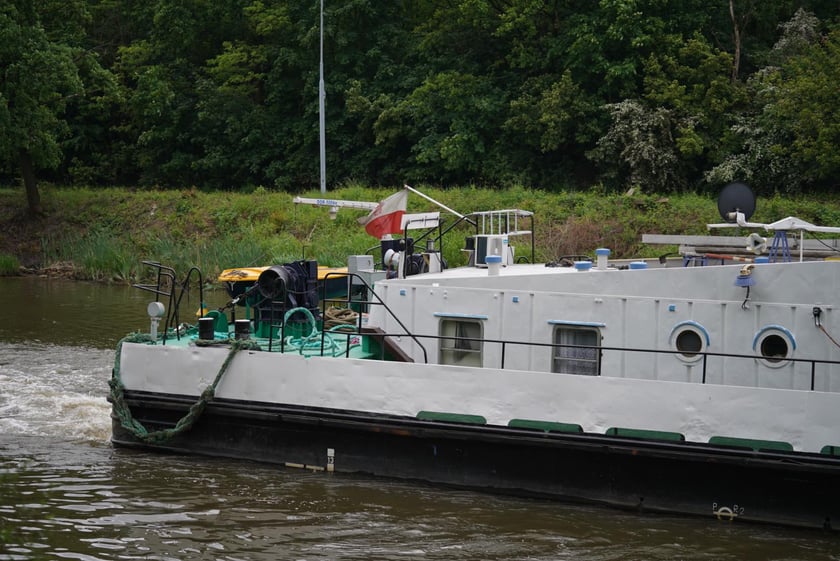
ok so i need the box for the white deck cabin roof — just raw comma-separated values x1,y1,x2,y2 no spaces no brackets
377,259,840,305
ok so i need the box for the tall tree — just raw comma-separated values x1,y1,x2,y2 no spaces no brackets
0,1,91,214
758,23,840,188
706,10,837,193
642,33,745,185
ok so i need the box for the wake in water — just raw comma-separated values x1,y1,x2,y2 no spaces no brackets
0,342,114,442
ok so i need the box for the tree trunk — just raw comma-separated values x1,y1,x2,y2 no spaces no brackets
729,0,741,82
19,150,43,216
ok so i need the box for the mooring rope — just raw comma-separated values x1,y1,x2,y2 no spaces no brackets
279,306,361,356
324,306,359,329
109,333,260,444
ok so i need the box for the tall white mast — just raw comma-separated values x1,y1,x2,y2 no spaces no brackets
318,0,326,193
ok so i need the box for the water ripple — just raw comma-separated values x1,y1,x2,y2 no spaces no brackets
0,343,113,442
3,437,840,560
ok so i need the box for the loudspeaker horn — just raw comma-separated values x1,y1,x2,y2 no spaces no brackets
746,232,767,255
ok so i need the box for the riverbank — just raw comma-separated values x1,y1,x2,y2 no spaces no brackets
2,184,838,283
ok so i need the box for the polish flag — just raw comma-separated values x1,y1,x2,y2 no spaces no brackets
358,189,408,238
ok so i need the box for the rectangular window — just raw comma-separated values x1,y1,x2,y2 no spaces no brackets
552,327,600,375
439,319,483,367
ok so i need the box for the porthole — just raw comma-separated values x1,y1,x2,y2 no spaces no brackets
753,326,795,368
760,334,788,362
669,321,709,363
676,330,703,356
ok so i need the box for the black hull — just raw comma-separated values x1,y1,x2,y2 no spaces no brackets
111,391,840,531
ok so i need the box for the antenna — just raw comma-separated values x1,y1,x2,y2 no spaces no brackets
708,182,840,262
319,0,326,194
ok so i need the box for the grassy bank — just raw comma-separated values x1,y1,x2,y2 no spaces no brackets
2,184,839,283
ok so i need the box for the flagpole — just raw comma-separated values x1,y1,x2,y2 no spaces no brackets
403,184,465,219
319,0,326,194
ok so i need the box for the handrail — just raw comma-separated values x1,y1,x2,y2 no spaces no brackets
476,335,840,391
133,262,204,344
443,211,536,264
164,267,204,343
362,209,535,270
321,271,429,363
133,261,177,342
298,327,840,392
133,260,176,299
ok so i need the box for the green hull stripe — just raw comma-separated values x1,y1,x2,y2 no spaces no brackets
709,436,793,452
508,419,583,434
416,417,810,453
605,427,685,441
417,411,487,425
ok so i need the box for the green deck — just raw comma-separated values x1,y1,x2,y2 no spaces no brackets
148,328,378,359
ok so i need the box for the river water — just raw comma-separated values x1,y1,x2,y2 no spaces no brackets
1,276,839,560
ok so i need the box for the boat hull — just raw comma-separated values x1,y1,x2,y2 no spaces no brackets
111,393,840,531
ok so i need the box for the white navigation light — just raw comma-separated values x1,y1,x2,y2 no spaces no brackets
147,301,165,318
147,301,165,339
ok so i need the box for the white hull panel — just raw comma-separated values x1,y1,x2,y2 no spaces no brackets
121,343,840,453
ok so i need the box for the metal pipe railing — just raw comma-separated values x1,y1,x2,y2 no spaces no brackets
133,261,203,344
295,320,840,392
322,271,428,363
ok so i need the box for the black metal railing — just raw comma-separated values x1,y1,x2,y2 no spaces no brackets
290,319,840,392
321,271,428,363
133,261,204,344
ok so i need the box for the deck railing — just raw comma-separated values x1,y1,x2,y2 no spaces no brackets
320,272,428,363
133,261,204,344
329,331,840,392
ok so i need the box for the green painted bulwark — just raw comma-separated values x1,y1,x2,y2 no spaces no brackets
416,411,487,425
709,436,794,452
606,427,685,442
508,419,583,434
821,445,840,456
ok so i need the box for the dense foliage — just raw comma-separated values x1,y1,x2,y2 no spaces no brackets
1,1,839,210
6,185,840,282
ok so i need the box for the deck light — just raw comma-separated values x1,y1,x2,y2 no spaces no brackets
147,301,165,339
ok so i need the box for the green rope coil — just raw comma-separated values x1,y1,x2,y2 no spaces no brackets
109,333,260,444
279,306,360,357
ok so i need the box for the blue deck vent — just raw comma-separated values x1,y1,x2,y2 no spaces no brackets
735,273,755,287
574,261,592,271
595,248,611,270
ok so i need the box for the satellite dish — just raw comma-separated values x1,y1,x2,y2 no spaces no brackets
717,182,756,223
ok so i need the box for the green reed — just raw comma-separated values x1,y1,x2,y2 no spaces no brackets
0,253,19,275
